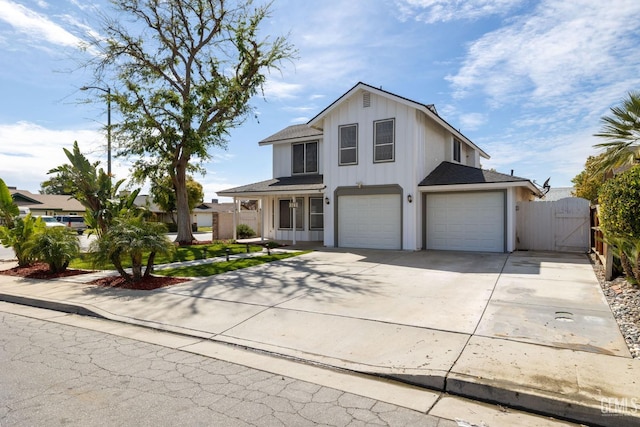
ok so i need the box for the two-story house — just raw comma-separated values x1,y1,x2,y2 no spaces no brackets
219,82,541,252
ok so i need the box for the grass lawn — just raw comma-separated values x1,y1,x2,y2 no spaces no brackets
70,242,264,270
156,252,307,277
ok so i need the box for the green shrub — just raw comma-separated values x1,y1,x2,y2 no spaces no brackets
29,227,80,273
236,223,256,239
599,165,640,283
90,217,174,281
0,214,44,266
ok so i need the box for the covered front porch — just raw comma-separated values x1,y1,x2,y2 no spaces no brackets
218,175,326,245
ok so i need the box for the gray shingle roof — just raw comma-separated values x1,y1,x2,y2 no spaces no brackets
218,175,324,195
419,162,530,186
259,124,323,145
10,189,85,211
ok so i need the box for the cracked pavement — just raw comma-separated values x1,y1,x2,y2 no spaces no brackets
0,310,456,427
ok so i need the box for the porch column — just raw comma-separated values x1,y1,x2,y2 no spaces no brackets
291,196,297,245
232,197,237,241
259,199,265,242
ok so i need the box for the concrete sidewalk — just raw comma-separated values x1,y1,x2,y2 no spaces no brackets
0,249,638,426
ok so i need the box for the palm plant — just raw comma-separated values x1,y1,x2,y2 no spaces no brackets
0,214,44,267
28,227,80,273
0,178,18,227
90,216,175,281
594,91,640,173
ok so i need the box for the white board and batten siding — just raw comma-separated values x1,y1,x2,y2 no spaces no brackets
516,197,590,253
426,192,505,252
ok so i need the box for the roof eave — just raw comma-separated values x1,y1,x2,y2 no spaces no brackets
259,134,322,146
218,188,325,198
419,180,541,196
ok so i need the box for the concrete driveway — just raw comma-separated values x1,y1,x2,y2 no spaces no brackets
165,249,626,353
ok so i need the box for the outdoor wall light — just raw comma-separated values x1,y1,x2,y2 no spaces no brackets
407,194,413,203
325,197,330,205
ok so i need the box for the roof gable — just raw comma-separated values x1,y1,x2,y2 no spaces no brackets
307,82,489,159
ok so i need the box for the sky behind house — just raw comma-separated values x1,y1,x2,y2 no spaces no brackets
1,0,639,202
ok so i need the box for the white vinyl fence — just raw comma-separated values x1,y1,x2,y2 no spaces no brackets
516,197,590,253
207,210,261,240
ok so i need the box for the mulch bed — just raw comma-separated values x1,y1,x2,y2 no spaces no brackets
0,262,188,291
89,275,189,290
0,262,89,279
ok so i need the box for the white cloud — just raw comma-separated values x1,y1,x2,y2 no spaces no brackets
0,121,112,191
0,0,84,49
263,80,302,100
447,0,640,108
395,0,525,23
459,112,487,131
481,127,601,186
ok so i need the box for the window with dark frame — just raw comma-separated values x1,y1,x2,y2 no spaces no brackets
453,138,461,162
278,198,304,230
374,119,395,162
292,141,318,174
339,124,358,165
309,197,324,230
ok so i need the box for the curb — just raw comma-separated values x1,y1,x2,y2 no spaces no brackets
0,293,104,319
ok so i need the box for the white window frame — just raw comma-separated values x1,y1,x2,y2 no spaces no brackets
309,197,324,230
339,124,358,166
278,197,304,230
373,118,395,163
453,138,461,163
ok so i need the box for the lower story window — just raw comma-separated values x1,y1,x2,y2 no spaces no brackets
279,198,304,230
309,197,324,230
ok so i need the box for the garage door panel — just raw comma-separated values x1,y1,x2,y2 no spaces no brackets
338,194,401,250
427,192,504,252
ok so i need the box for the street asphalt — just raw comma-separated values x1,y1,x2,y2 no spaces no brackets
0,247,638,426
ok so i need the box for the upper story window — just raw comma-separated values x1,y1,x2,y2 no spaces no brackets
374,118,395,163
292,141,318,174
453,138,461,162
339,124,358,165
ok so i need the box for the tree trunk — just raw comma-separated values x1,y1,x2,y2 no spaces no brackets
131,254,143,280
144,252,156,278
111,254,131,281
620,251,635,279
634,252,640,287
174,158,194,245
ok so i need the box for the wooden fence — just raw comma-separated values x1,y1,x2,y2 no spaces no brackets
516,197,590,253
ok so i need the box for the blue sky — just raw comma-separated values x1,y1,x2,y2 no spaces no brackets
1,0,640,202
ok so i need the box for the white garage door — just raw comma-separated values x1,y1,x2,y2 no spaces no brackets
338,194,401,250
426,192,504,252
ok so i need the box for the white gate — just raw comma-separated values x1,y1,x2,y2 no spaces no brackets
238,211,260,235
516,197,590,253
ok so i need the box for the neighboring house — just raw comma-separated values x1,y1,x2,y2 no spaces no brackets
539,187,575,202
219,82,542,252
133,194,174,224
9,188,85,216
